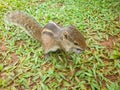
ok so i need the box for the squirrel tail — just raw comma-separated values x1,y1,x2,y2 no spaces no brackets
5,11,43,41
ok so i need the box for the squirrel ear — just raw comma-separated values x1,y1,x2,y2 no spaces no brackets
63,31,68,39
60,31,68,40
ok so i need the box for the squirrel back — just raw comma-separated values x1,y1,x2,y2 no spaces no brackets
5,11,43,41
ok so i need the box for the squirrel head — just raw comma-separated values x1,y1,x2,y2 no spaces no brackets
60,25,86,53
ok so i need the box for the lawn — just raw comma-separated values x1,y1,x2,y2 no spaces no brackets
0,0,120,90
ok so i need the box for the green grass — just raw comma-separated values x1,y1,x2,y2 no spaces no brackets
0,0,120,90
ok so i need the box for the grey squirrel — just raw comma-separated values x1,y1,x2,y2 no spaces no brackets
5,11,86,56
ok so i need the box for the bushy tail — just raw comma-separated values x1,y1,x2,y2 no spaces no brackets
5,11,43,41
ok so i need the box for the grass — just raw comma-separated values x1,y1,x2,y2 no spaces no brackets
0,0,120,90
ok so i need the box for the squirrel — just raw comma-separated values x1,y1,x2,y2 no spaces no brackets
5,11,86,56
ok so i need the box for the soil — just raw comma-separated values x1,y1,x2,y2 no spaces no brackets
100,35,120,49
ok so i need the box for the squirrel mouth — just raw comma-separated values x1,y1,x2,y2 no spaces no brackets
70,48,84,54
76,48,84,53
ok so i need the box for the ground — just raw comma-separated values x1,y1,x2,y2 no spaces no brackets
0,0,120,90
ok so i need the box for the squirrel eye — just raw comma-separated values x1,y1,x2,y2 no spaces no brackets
74,42,79,45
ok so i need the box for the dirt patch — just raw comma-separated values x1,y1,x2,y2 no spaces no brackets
114,16,120,21
11,52,19,61
1,52,19,66
41,62,53,71
100,35,120,49
105,73,120,82
0,42,8,52
0,72,7,80
57,2,64,8
10,52,19,66
15,40,25,47
0,40,8,61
